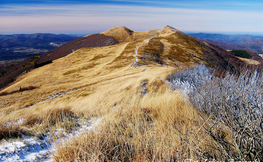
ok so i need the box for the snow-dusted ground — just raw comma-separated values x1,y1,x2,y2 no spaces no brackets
0,135,51,162
0,118,103,162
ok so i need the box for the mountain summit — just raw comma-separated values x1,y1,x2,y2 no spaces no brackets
0,25,257,89
0,25,257,107
101,26,134,42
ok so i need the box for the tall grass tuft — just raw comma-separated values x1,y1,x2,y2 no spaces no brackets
53,93,221,161
0,124,29,140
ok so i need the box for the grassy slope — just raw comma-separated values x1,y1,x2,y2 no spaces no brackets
237,57,260,65
0,26,189,116
0,28,178,123
0,26,255,160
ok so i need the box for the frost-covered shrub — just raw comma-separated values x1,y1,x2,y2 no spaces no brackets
168,65,263,160
167,65,212,94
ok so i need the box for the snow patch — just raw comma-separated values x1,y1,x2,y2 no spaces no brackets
0,135,51,162
4,119,24,127
0,117,103,162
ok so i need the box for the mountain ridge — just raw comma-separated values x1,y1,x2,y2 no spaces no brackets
0,25,263,161
1,25,262,91
189,32,263,54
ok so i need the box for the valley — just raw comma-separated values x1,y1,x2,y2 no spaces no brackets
0,33,78,62
189,32,263,54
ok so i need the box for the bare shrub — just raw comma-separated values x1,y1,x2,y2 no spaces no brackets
168,65,263,160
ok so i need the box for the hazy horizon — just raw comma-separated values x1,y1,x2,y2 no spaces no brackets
1,0,263,34
1,31,263,37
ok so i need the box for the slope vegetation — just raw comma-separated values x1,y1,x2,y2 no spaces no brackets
0,26,262,161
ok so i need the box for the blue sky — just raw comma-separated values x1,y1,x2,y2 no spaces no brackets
1,0,263,34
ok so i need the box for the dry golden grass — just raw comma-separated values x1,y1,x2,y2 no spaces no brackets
0,43,129,112
54,92,223,161
0,124,29,141
0,38,175,120
0,41,175,140
102,26,166,43
0,26,231,161
237,57,260,65
0,106,79,137
101,26,133,42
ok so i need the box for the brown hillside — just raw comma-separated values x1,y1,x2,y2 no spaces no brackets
0,34,117,89
1,25,262,161
1,25,259,110
101,26,134,42
37,33,117,65
2,26,259,90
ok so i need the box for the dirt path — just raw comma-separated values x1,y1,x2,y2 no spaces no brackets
131,37,153,68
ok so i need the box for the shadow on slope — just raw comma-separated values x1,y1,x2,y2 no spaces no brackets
0,34,117,89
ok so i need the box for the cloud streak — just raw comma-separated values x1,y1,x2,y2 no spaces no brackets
1,4,263,34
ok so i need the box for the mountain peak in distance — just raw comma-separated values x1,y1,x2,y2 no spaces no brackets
101,26,134,42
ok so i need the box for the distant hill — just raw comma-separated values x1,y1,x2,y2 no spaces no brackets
0,33,117,89
189,33,263,54
0,33,78,62
36,34,117,65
